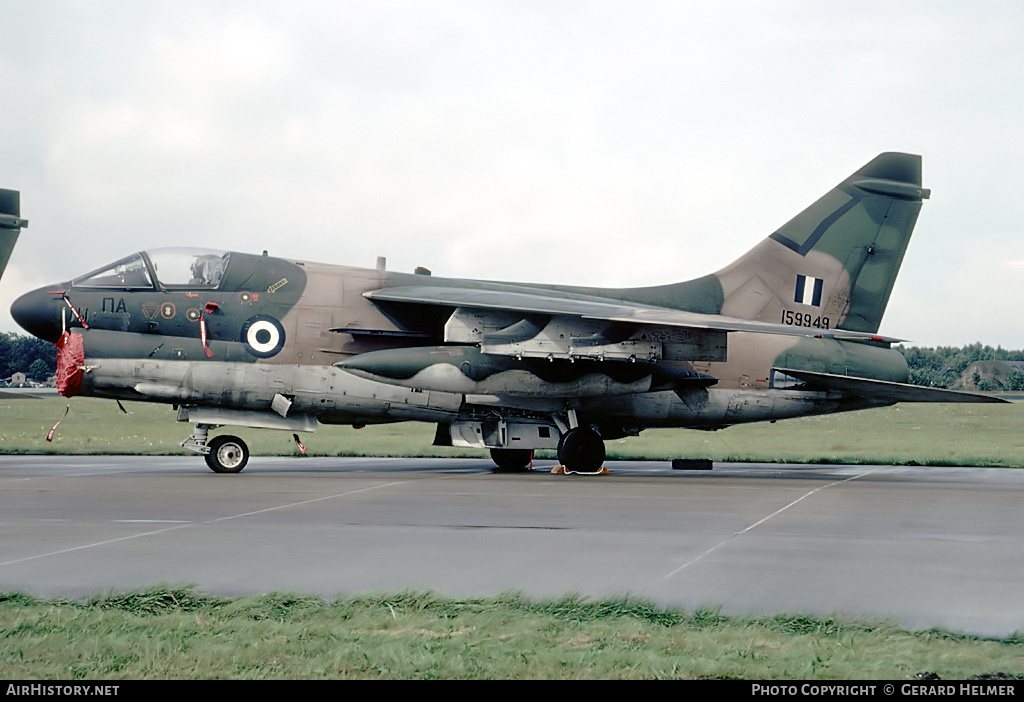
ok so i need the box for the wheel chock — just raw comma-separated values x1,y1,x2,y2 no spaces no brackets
551,465,610,475
672,459,713,470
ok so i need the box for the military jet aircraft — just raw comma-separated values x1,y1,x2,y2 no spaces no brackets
8,152,1004,473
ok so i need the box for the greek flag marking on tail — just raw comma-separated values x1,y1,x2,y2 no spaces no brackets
794,275,824,307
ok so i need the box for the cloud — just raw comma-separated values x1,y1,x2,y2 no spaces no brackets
2,2,1024,347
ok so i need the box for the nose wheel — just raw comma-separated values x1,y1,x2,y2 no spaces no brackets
205,435,250,473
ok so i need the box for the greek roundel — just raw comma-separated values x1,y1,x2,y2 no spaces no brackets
241,315,286,358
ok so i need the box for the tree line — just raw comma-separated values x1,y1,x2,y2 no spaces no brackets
0,332,58,382
897,343,1024,391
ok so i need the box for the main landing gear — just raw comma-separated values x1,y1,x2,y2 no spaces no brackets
557,427,606,474
486,426,608,474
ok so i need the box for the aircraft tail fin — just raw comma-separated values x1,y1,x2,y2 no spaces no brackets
714,153,929,333
0,189,28,283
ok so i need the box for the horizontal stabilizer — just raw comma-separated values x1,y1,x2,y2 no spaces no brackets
775,368,1009,404
0,189,27,283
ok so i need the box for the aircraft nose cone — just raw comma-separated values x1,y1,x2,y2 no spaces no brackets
10,286,64,343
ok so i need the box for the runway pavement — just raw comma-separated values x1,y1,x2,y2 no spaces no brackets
1,454,1023,637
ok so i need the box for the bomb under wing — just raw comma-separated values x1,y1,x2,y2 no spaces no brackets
336,345,718,398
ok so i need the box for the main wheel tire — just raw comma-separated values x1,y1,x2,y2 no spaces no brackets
490,448,534,472
557,428,605,473
205,435,249,473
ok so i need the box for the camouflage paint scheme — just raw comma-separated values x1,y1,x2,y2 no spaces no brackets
8,153,1003,473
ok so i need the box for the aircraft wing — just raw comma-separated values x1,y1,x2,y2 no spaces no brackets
775,368,1009,404
365,285,901,362
365,286,901,339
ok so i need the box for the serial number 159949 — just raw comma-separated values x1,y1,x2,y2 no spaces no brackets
780,310,831,329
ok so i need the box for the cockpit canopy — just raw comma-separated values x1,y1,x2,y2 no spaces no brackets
73,248,230,290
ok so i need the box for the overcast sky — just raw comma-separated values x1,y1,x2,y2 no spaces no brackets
1,1,1022,348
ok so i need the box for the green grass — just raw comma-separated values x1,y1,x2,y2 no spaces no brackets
3,404,1022,679
1,586,1021,679
1,395,1021,467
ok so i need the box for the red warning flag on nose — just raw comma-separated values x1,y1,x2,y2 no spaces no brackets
46,404,70,442
55,331,84,398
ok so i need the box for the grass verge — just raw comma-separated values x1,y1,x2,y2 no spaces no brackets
1,396,1021,467
1,586,1022,679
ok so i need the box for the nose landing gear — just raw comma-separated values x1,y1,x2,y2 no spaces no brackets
205,435,250,473
180,423,250,473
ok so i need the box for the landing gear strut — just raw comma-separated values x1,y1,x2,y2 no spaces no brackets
557,427,605,473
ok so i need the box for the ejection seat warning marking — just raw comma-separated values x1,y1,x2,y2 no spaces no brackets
268,278,288,293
